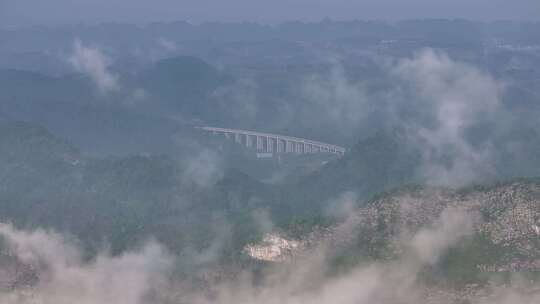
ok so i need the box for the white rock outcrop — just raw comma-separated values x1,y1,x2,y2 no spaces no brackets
244,233,303,262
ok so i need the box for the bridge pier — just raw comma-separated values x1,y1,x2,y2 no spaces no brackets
257,136,264,151
266,137,274,153
286,141,293,153
277,138,285,153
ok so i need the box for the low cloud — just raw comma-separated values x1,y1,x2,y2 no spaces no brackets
409,208,478,264
1,204,539,304
300,64,370,133
0,223,172,304
290,50,507,186
181,205,479,304
69,39,119,94
392,49,504,186
180,149,223,188
157,37,179,52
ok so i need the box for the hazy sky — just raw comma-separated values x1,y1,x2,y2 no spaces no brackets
1,0,539,28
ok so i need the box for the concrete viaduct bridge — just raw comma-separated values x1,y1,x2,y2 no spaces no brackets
198,126,346,156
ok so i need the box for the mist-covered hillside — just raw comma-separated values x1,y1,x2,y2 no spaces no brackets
2,20,540,154
1,17,540,304
0,122,275,257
